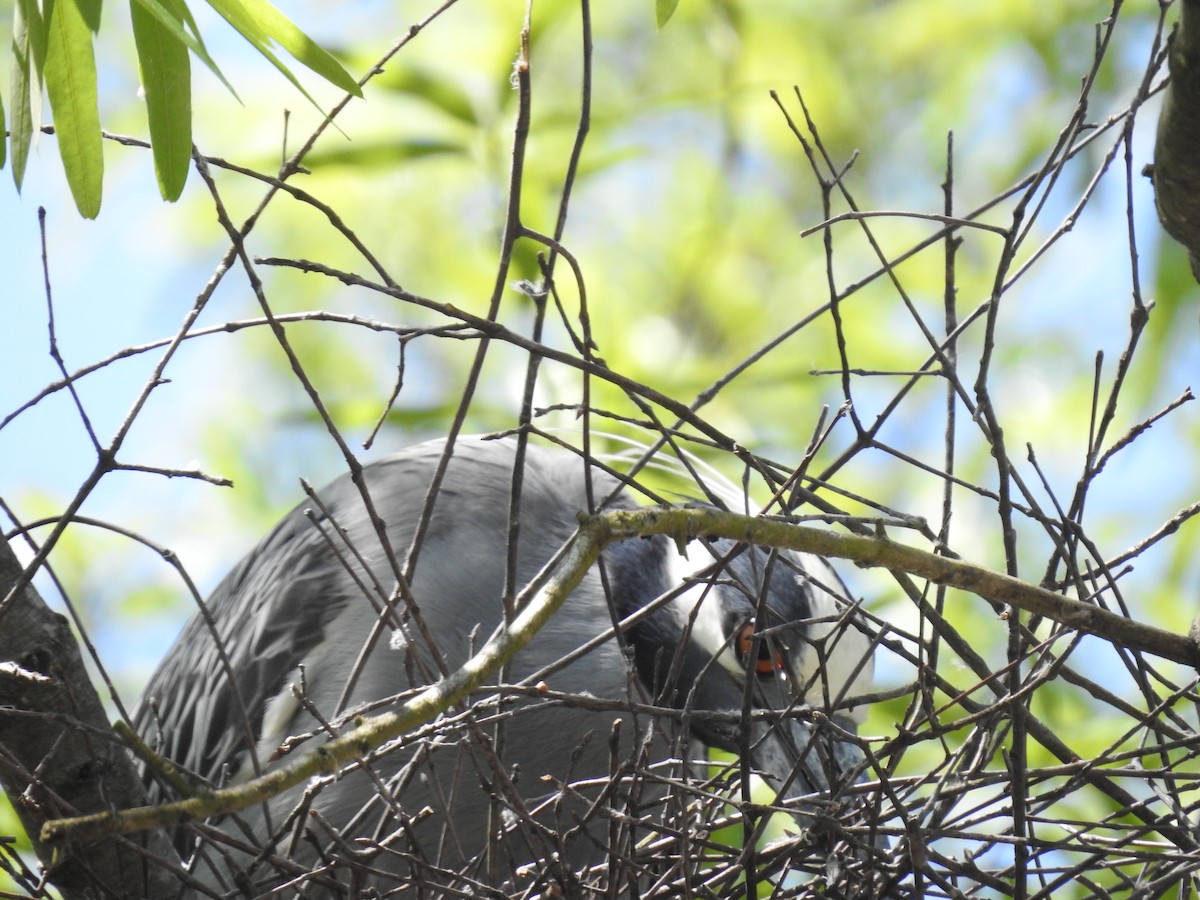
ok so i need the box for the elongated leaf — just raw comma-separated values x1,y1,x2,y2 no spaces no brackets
78,0,102,32
16,0,47,73
130,0,237,99
44,0,103,217
656,0,681,27
131,0,191,200
205,0,361,97
0,88,6,170
9,0,43,189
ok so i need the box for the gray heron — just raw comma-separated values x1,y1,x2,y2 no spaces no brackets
134,436,875,896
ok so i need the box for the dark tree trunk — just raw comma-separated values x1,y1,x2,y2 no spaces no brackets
0,540,188,899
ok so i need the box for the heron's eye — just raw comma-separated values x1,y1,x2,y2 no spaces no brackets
734,621,784,677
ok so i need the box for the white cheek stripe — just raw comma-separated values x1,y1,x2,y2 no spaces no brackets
662,540,741,675
794,553,874,723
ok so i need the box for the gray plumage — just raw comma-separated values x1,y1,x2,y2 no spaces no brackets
134,436,874,897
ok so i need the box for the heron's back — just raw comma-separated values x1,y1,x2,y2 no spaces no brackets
134,438,671,894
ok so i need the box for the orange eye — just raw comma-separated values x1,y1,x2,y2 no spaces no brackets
734,621,784,677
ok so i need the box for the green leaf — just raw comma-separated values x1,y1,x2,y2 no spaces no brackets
656,0,681,27
9,0,43,190
16,0,48,73
131,0,192,200
78,0,102,33
0,88,6,170
43,0,103,217
129,0,238,99
204,0,361,98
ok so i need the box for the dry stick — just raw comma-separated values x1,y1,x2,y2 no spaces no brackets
41,506,1200,846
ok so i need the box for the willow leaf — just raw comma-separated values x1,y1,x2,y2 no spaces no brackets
131,0,191,200
44,0,103,217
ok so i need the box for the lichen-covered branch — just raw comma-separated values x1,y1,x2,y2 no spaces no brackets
40,504,1200,849
601,507,1200,669
40,524,606,846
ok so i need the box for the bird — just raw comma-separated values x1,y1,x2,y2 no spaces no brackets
133,435,875,897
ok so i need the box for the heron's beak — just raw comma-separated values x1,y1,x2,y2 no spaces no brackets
691,668,867,827
746,710,865,804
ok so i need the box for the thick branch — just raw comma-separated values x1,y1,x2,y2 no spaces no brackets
600,507,1200,669
41,524,606,845
41,505,1200,849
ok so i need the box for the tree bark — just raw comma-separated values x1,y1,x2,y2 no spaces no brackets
1154,0,1200,281
0,538,188,899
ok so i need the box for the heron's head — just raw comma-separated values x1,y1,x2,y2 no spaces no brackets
607,531,874,804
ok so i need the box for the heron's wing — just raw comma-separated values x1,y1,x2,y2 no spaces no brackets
133,438,632,797
133,493,364,795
